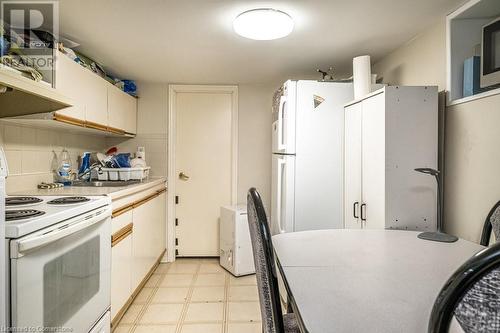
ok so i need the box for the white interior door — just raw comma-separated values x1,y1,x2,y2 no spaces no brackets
361,93,386,229
175,90,235,257
344,103,362,229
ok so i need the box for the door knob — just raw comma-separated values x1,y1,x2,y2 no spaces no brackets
179,172,190,181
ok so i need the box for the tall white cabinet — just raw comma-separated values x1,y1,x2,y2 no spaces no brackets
344,86,438,231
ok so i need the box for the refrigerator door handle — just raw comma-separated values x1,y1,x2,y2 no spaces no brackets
277,96,287,151
276,156,286,233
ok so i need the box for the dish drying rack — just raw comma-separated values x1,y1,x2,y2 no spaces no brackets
92,167,151,181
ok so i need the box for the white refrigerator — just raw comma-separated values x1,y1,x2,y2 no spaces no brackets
271,80,353,235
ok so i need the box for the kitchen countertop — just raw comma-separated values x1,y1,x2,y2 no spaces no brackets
10,177,167,200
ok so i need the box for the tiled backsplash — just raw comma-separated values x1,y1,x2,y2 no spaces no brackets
0,123,166,193
0,123,108,193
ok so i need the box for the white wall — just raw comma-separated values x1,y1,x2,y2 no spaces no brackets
237,83,276,208
110,81,276,208
445,94,500,242
373,18,500,243
107,82,168,178
373,19,447,91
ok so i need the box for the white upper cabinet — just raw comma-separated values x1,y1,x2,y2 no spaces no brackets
108,84,137,135
54,52,86,121
344,86,438,231
53,50,137,135
84,71,108,128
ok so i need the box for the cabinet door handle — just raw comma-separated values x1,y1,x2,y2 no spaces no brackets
361,203,367,222
353,202,359,219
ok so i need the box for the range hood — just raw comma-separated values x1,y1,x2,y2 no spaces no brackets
0,67,73,118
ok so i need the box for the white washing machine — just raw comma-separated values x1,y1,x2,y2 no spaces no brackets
219,205,255,276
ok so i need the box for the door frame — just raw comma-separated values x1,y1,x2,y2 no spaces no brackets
166,85,238,262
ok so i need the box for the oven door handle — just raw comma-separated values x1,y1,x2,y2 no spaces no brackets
15,207,111,255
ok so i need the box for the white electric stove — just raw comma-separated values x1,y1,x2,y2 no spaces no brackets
5,195,111,238
4,193,112,333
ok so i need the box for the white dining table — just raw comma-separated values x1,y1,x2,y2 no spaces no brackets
272,229,484,333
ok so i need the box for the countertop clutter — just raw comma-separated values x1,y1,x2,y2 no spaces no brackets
10,177,167,200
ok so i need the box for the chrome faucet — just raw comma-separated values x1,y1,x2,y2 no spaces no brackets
78,163,103,181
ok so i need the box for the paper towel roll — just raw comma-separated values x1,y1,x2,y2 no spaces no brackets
353,55,372,99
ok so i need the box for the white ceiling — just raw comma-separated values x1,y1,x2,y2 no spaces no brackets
58,0,466,84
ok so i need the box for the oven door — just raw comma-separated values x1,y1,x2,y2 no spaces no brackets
9,206,111,333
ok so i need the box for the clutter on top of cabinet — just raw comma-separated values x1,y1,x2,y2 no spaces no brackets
0,55,43,81
0,20,45,82
58,43,138,97
353,55,372,100
317,67,335,81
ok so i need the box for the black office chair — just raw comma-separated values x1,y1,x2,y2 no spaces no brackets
480,201,500,246
428,241,500,332
247,188,299,333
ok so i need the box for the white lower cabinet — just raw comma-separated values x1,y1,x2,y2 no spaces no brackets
153,192,167,257
111,235,132,320
131,197,158,290
110,185,166,326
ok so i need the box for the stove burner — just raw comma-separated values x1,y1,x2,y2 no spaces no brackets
6,209,45,221
6,197,43,206
47,196,90,205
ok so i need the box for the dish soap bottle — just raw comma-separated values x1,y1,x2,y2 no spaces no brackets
57,148,72,186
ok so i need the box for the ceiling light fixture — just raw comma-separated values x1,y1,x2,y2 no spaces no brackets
233,8,294,40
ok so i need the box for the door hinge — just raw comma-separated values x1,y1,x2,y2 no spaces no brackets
175,218,178,226
175,196,179,204
175,249,179,256
175,238,178,246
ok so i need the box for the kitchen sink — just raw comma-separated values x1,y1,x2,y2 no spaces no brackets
71,180,141,187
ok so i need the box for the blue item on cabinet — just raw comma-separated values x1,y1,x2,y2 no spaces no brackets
463,56,481,97
122,80,137,95
114,79,137,96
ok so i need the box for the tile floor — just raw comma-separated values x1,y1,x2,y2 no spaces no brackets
114,258,262,333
